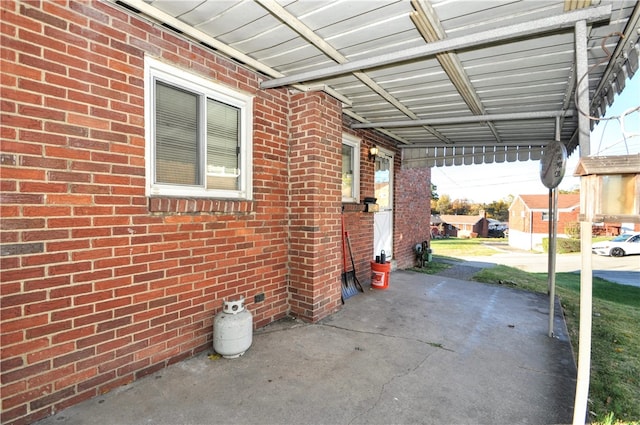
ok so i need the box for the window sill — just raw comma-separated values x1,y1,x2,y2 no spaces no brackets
149,197,255,214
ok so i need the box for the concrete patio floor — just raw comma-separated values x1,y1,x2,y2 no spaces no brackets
36,269,577,425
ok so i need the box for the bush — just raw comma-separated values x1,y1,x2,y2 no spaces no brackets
564,221,580,239
542,237,581,253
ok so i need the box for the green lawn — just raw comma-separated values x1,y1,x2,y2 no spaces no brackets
409,261,452,275
428,237,501,256
429,238,640,424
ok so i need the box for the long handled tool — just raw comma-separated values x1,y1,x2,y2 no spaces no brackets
344,229,364,301
341,218,363,302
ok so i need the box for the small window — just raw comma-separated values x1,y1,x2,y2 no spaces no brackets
542,212,550,221
144,57,252,199
342,135,360,203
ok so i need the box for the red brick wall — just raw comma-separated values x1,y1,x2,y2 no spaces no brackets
341,118,402,284
395,167,432,269
532,212,550,234
510,201,580,235
1,2,292,423
509,198,529,232
531,210,579,234
287,91,343,322
0,1,433,424
340,119,431,277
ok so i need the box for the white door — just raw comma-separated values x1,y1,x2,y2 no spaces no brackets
373,150,393,260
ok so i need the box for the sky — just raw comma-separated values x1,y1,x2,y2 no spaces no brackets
431,72,640,204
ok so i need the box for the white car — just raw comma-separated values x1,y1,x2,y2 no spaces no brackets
592,233,640,257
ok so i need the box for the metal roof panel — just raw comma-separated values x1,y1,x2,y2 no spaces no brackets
120,0,639,166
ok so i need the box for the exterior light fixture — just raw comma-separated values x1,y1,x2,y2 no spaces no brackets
369,146,379,161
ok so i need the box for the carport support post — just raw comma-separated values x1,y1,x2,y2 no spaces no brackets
573,19,593,425
547,187,558,338
548,117,561,337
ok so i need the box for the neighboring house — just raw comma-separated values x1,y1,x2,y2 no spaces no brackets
592,222,640,235
592,223,622,236
0,3,432,423
508,194,580,251
429,215,444,238
438,211,490,238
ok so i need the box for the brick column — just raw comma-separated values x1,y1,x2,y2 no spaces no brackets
288,92,342,322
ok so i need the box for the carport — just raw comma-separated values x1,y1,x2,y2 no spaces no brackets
2,1,637,424
108,1,639,423
116,0,639,162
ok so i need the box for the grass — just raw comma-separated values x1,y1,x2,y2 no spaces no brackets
429,238,640,424
428,237,501,257
409,260,452,275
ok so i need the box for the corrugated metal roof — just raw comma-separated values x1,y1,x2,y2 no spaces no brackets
114,0,639,167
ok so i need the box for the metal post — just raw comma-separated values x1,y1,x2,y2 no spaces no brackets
573,19,593,425
548,189,553,294
548,188,558,337
549,117,561,337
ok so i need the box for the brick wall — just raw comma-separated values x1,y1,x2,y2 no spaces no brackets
395,167,432,269
341,118,403,284
509,198,528,233
1,2,293,423
0,1,433,424
532,212,550,234
530,210,579,235
287,91,343,322
340,118,433,276
510,202,580,235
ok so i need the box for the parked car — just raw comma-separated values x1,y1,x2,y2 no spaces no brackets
592,233,640,257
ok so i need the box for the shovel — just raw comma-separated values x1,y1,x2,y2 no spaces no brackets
341,218,363,302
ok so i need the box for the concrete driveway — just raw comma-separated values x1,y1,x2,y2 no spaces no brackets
35,270,577,425
461,242,640,288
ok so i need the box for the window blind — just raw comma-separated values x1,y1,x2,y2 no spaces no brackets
155,82,198,185
207,98,240,190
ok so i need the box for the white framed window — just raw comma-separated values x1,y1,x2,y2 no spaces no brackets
342,134,360,203
144,57,253,200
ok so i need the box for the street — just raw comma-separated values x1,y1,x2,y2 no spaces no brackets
459,243,640,288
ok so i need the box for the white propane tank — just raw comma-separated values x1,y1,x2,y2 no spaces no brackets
213,297,253,358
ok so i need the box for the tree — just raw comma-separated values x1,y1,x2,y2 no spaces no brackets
483,199,510,222
468,202,483,216
559,186,580,194
431,183,439,201
432,194,451,214
432,193,513,220
450,198,471,215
